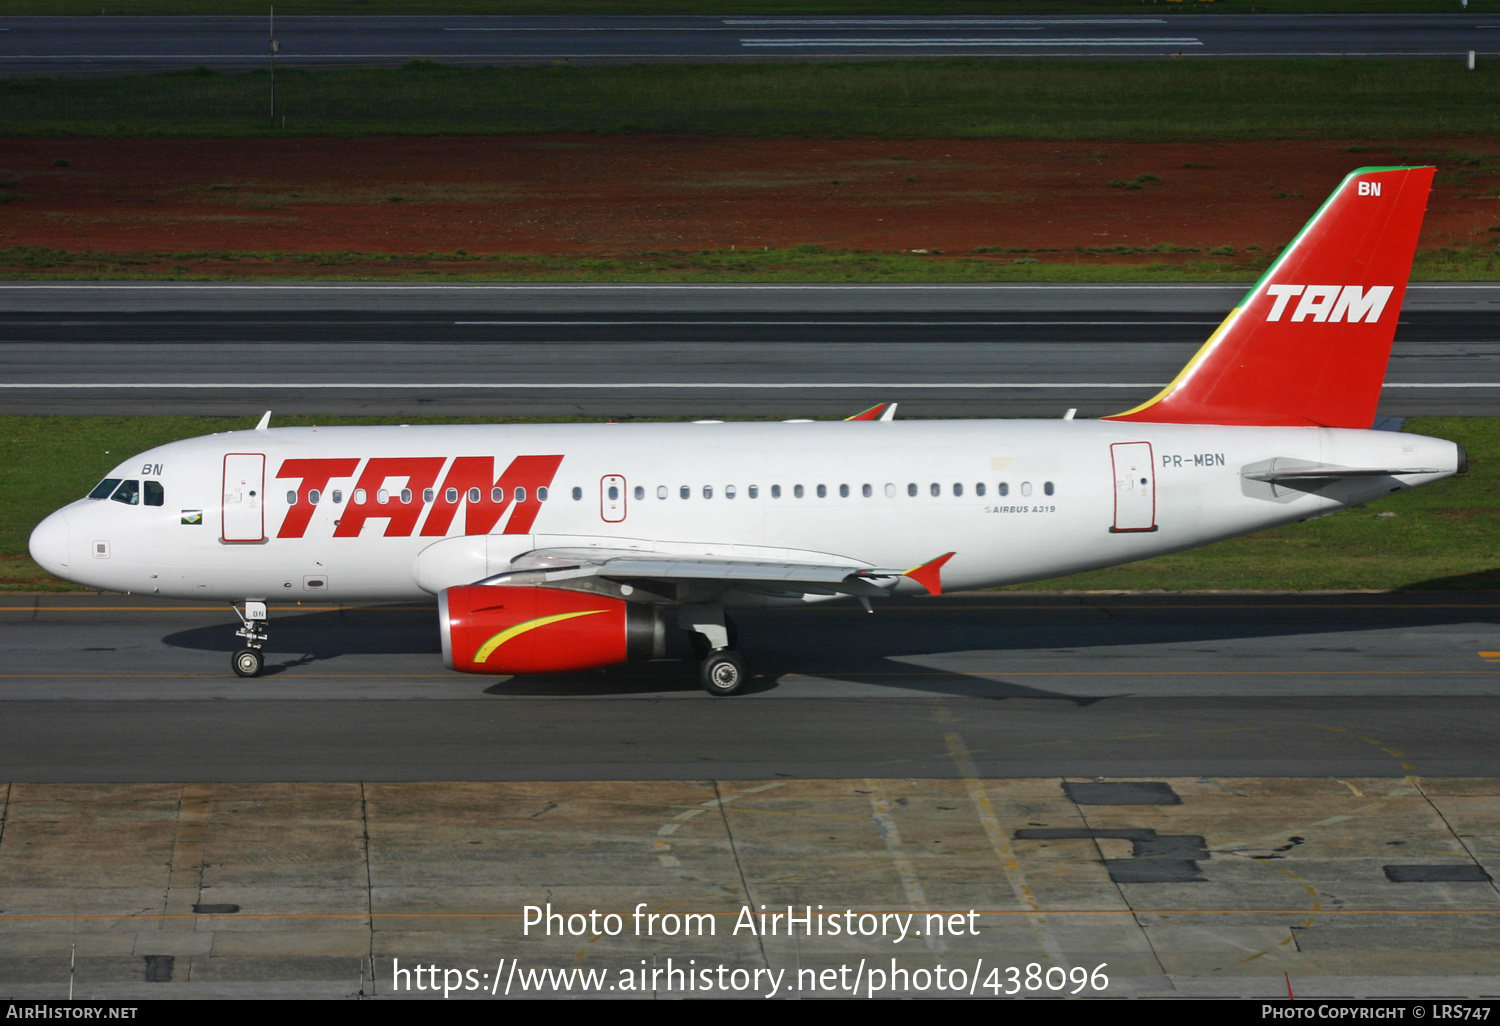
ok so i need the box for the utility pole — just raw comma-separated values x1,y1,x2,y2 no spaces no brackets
269,6,280,126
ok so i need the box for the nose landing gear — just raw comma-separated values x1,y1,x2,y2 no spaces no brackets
232,600,268,678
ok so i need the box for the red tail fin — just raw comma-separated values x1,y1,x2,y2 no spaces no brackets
1107,166,1434,428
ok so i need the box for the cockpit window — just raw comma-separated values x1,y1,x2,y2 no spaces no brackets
144,481,164,507
88,478,121,500
110,480,140,506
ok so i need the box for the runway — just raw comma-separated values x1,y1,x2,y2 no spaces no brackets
0,283,1496,418
2,592,1496,781
1,14,1496,74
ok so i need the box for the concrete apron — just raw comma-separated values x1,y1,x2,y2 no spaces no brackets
0,777,1496,1000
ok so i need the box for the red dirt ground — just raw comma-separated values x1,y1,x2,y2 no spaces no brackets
1,135,1497,270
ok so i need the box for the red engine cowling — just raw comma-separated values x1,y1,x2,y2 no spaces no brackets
439,584,666,674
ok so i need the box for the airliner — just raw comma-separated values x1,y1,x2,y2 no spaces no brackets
28,166,1464,695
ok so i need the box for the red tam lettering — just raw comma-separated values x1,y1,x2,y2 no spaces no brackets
419,455,564,537
275,458,359,539
332,457,446,538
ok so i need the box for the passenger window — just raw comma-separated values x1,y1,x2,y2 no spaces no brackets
354,488,368,505
492,487,505,503
929,483,940,497
998,482,1009,497
514,487,527,502
680,485,690,500
906,483,917,497
145,481,164,507
838,484,849,498
400,488,412,504
309,489,321,505
704,485,713,499
657,485,668,499
634,486,644,500
861,484,871,498
89,478,121,500
423,488,434,503
573,487,583,501
771,485,782,498
286,490,298,505
446,487,459,503
538,487,549,501
377,488,390,504
332,489,343,504
816,485,826,498
794,485,804,498
885,483,896,498
953,483,962,497
1021,482,1033,497
111,480,140,505
608,485,619,501
1044,481,1055,496
726,485,737,499
976,483,986,497
468,487,480,504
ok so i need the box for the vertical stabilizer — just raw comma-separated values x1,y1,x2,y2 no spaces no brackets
1107,166,1434,428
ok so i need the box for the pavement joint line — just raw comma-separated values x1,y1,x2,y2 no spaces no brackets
867,779,948,957
939,717,1066,965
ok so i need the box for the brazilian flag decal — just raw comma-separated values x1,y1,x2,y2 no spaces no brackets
181,510,203,525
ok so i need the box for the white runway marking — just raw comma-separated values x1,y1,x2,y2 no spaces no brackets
741,37,1204,48
724,18,1169,25
452,320,1221,326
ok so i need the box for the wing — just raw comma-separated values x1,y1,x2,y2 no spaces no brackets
479,548,955,601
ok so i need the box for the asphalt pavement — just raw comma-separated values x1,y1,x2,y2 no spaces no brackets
1,592,1496,781
0,283,1495,419
1,14,1496,74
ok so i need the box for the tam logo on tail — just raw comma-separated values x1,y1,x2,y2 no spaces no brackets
1107,165,1434,429
1264,284,1393,323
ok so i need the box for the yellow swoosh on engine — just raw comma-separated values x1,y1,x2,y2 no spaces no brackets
474,609,610,663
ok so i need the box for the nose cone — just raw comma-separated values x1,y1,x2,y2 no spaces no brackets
29,510,70,577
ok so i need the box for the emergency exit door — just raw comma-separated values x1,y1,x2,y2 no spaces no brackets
1109,442,1157,533
600,475,627,523
222,453,266,542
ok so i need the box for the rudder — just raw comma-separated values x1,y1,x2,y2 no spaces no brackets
1106,166,1434,428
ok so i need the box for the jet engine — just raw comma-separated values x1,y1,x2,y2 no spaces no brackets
439,584,667,674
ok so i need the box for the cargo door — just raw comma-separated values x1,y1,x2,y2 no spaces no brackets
1109,442,1157,533
222,453,266,543
600,475,627,523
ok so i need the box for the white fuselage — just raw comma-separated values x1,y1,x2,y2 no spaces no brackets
29,419,1461,603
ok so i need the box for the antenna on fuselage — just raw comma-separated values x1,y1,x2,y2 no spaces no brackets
254,411,272,431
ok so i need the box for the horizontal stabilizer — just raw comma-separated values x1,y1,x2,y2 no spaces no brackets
1243,461,1442,482
846,403,897,422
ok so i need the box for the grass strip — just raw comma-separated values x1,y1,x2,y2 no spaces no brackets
0,246,1496,282
2,415,1494,593
5,59,1500,139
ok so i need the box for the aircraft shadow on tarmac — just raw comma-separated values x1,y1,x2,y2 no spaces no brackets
160,597,1499,701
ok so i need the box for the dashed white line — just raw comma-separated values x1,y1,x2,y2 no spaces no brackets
741,37,1204,48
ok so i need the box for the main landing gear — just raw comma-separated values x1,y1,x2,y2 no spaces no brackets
232,600,268,678
680,606,747,697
